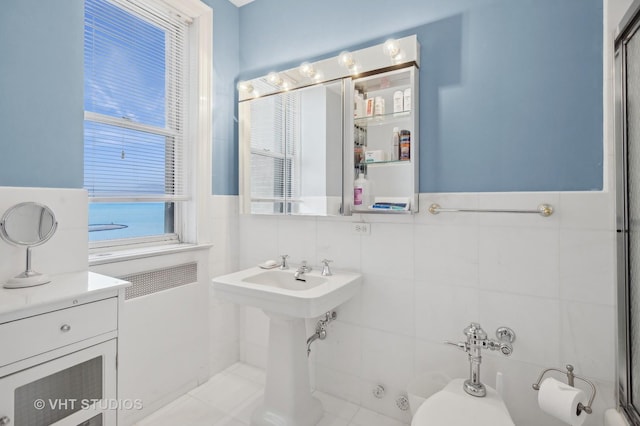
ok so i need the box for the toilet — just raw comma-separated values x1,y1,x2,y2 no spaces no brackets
407,371,451,416
411,378,515,425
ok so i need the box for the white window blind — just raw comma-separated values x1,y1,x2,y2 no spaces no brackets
84,0,189,201
248,93,301,214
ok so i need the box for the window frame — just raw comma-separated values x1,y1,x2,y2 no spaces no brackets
85,0,212,252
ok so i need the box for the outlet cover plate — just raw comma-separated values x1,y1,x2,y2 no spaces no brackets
352,222,370,235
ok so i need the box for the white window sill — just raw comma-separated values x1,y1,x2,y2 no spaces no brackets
89,242,213,266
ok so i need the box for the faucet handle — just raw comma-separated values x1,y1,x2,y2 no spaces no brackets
279,254,289,270
321,259,333,276
444,340,468,352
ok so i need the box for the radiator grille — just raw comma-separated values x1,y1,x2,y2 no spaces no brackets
121,263,198,300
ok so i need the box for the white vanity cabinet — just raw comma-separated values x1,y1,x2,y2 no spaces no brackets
346,65,419,214
0,272,129,426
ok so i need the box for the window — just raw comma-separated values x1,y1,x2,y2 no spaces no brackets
84,0,192,246
246,92,301,214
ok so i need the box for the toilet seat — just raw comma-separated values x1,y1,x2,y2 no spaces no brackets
411,379,514,426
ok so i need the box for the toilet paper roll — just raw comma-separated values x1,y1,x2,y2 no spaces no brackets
538,377,587,426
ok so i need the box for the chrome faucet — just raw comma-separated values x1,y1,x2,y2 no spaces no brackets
445,322,516,397
294,261,312,281
279,254,289,270
306,311,337,356
320,259,333,276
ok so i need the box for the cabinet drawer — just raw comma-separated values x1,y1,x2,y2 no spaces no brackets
0,298,117,367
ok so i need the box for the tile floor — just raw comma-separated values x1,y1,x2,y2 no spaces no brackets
135,363,409,426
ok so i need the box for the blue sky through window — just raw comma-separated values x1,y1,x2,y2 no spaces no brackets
84,0,166,126
84,0,175,241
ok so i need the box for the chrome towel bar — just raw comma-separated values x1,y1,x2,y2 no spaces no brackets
428,203,554,217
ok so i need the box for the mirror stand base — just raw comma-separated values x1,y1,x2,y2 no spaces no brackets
4,271,51,289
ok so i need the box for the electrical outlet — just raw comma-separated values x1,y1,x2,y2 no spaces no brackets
352,222,370,235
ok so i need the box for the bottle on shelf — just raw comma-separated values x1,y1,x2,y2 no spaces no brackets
365,97,375,117
355,123,367,163
400,130,411,161
353,168,370,208
392,127,400,161
374,96,385,116
354,144,363,165
403,88,411,111
393,91,403,114
354,90,365,118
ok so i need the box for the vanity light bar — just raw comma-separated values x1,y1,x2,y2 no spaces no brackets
238,34,419,101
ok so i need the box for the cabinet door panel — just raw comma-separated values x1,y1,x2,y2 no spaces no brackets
0,340,117,426
348,66,419,214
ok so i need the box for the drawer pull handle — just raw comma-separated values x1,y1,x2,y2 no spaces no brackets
60,324,71,332
0,416,11,425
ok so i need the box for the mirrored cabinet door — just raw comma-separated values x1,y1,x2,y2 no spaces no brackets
346,66,419,214
239,93,289,215
239,81,343,216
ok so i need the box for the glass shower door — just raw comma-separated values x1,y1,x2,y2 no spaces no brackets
616,5,640,423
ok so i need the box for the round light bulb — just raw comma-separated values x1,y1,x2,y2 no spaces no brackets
312,70,324,82
383,39,401,58
299,62,316,78
338,51,356,69
236,81,254,93
267,72,283,86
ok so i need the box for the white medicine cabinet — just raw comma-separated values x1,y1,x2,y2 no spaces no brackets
238,35,420,216
345,66,419,215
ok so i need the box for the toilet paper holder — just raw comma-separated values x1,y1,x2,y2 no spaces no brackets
532,364,596,415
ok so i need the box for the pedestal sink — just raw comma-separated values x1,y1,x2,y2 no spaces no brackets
212,266,362,426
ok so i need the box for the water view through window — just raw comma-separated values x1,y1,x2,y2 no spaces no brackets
84,0,183,242
88,203,173,242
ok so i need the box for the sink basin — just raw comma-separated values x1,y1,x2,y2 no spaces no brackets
212,266,362,318
242,270,327,290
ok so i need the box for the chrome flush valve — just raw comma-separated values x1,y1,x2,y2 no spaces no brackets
445,322,516,397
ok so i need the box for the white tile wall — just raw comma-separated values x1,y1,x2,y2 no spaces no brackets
559,229,616,305
0,186,88,282
414,224,479,286
92,249,211,426
478,226,560,298
209,195,242,375
208,195,242,375
235,191,616,425
414,281,479,343
210,195,240,278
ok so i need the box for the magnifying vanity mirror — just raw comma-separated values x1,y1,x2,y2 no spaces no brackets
0,202,58,288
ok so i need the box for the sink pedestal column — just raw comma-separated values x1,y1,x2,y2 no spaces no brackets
250,312,323,426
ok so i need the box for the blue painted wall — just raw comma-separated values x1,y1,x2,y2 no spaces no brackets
0,0,84,188
0,0,603,193
0,0,240,195
238,0,603,192
204,0,240,195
